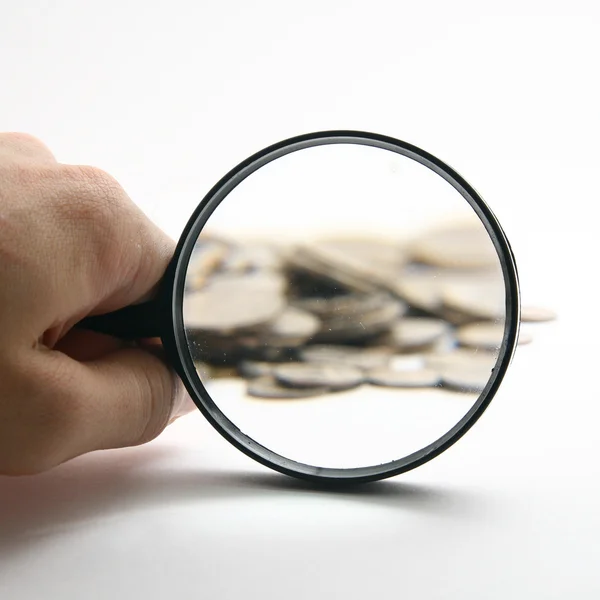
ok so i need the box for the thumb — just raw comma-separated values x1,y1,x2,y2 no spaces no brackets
75,348,196,453
25,347,197,470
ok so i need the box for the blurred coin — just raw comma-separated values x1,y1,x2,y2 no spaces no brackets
184,272,286,332
294,291,387,319
425,347,498,372
368,367,440,388
457,322,532,350
390,317,449,351
286,248,377,293
247,376,327,399
309,238,407,285
388,354,427,371
185,239,229,290
221,243,282,273
411,223,498,269
314,295,406,342
392,272,442,314
520,305,557,323
440,362,493,394
238,360,277,379
441,278,504,322
264,306,320,347
274,362,364,391
299,345,392,370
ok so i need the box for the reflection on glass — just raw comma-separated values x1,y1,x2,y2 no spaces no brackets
182,144,506,469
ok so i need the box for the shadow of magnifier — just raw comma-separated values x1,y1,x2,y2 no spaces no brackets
79,131,520,485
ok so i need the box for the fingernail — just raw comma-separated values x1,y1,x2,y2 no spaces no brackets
169,375,197,423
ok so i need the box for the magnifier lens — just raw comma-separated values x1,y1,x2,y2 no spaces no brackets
181,142,508,471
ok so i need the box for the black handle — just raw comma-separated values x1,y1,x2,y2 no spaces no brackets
75,301,163,340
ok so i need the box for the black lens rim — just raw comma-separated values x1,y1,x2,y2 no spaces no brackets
160,130,520,485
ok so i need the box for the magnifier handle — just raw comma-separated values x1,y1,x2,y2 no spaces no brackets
75,301,162,340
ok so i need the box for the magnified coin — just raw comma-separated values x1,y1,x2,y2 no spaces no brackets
367,367,440,388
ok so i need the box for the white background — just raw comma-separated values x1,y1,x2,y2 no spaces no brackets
0,1,598,598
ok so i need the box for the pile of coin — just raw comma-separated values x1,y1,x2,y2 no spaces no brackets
183,223,555,398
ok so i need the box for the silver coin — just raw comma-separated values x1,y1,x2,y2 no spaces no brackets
391,272,442,313
411,223,499,269
439,362,493,394
520,305,557,323
390,317,449,351
273,362,364,390
388,354,427,371
425,347,498,372
299,345,392,370
441,278,505,322
264,306,320,346
368,367,440,388
308,238,407,286
286,248,378,293
456,322,532,350
314,295,406,342
238,360,276,379
184,272,286,332
294,291,390,319
247,376,327,399
185,239,229,290
221,243,282,273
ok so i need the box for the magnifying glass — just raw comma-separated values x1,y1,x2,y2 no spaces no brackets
79,131,520,485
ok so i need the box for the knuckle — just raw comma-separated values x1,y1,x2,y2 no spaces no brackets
63,164,120,191
54,165,134,262
58,164,126,220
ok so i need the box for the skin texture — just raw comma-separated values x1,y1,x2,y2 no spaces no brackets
0,133,195,476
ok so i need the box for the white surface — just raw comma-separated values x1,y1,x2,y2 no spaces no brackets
1,1,599,598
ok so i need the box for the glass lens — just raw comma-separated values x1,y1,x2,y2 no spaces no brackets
182,143,506,470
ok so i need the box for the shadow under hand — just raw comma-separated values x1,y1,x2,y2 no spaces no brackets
0,444,490,558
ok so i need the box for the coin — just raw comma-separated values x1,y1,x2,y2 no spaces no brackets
315,236,405,264
221,243,282,273
294,291,388,319
390,317,449,351
264,306,320,346
313,294,406,342
391,272,442,313
247,376,328,399
457,322,533,350
273,362,364,391
286,247,378,293
184,272,286,332
185,238,228,290
441,278,505,322
520,305,557,323
309,238,406,285
425,347,498,372
368,367,440,388
183,230,554,399
238,360,276,379
439,362,493,393
411,223,499,269
299,345,392,370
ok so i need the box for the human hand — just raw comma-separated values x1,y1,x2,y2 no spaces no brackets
0,133,195,476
